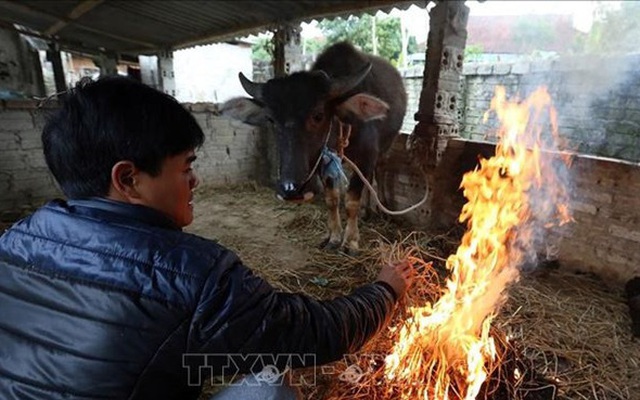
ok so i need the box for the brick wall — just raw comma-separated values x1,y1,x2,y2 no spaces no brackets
376,136,640,285
555,153,640,282
0,100,271,216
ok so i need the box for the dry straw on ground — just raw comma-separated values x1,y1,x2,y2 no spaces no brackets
197,185,639,400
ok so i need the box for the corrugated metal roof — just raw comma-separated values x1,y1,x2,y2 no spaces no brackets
0,0,428,56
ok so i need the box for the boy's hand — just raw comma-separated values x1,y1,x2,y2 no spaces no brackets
376,260,415,299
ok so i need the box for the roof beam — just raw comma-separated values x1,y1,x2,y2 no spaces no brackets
0,0,157,49
173,0,423,50
0,19,116,57
45,0,104,36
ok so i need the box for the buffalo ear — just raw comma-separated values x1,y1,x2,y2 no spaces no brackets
220,97,268,126
337,93,389,122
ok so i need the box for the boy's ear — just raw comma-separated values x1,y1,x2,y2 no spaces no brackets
110,161,141,201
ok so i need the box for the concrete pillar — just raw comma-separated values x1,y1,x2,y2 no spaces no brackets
46,46,67,93
157,49,175,97
272,24,302,78
410,0,469,169
138,55,160,90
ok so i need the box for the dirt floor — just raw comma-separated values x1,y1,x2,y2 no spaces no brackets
189,183,313,275
187,183,428,298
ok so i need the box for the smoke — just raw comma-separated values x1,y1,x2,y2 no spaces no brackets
499,59,606,159
516,88,575,271
517,148,574,271
480,86,575,272
471,1,640,161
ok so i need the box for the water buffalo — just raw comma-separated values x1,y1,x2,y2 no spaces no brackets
222,42,407,255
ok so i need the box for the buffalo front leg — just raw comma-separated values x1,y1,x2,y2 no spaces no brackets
342,190,361,256
321,186,342,251
342,132,376,256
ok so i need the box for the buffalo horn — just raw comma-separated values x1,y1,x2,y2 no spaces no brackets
239,72,264,101
328,62,372,98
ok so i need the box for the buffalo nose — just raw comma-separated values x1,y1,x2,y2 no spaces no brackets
278,181,301,200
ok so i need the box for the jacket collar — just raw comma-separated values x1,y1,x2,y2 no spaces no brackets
64,197,181,231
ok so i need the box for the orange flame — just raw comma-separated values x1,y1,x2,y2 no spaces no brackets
385,86,572,399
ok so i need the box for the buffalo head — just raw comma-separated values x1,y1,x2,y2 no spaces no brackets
222,64,389,202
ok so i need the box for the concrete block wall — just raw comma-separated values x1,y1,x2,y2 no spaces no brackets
253,53,640,160
183,103,271,187
0,100,270,216
376,135,640,285
0,100,62,216
460,54,640,163
375,134,432,223
400,73,423,134
555,154,640,282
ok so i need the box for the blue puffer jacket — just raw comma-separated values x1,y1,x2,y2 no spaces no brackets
0,198,396,400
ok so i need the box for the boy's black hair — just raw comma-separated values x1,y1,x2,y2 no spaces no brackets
42,76,205,199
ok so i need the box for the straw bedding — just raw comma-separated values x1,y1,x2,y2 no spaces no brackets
186,184,639,400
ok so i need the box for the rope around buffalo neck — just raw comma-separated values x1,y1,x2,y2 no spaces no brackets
337,121,429,216
301,119,429,216
341,153,428,216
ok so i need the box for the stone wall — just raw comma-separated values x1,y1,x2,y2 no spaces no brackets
376,135,640,285
460,54,640,163
0,100,270,216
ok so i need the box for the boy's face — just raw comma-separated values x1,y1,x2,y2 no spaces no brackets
135,150,199,227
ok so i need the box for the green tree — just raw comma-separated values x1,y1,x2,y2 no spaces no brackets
464,44,484,62
252,37,272,62
581,1,640,55
318,14,403,64
302,36,327,57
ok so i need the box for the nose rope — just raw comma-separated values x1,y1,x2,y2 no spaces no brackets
337,122,351,159
320,121,350,186
300,119,333,188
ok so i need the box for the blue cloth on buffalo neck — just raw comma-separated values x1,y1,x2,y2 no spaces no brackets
320,147,348,187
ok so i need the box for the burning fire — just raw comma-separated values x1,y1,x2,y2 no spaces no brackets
385,86,572,399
